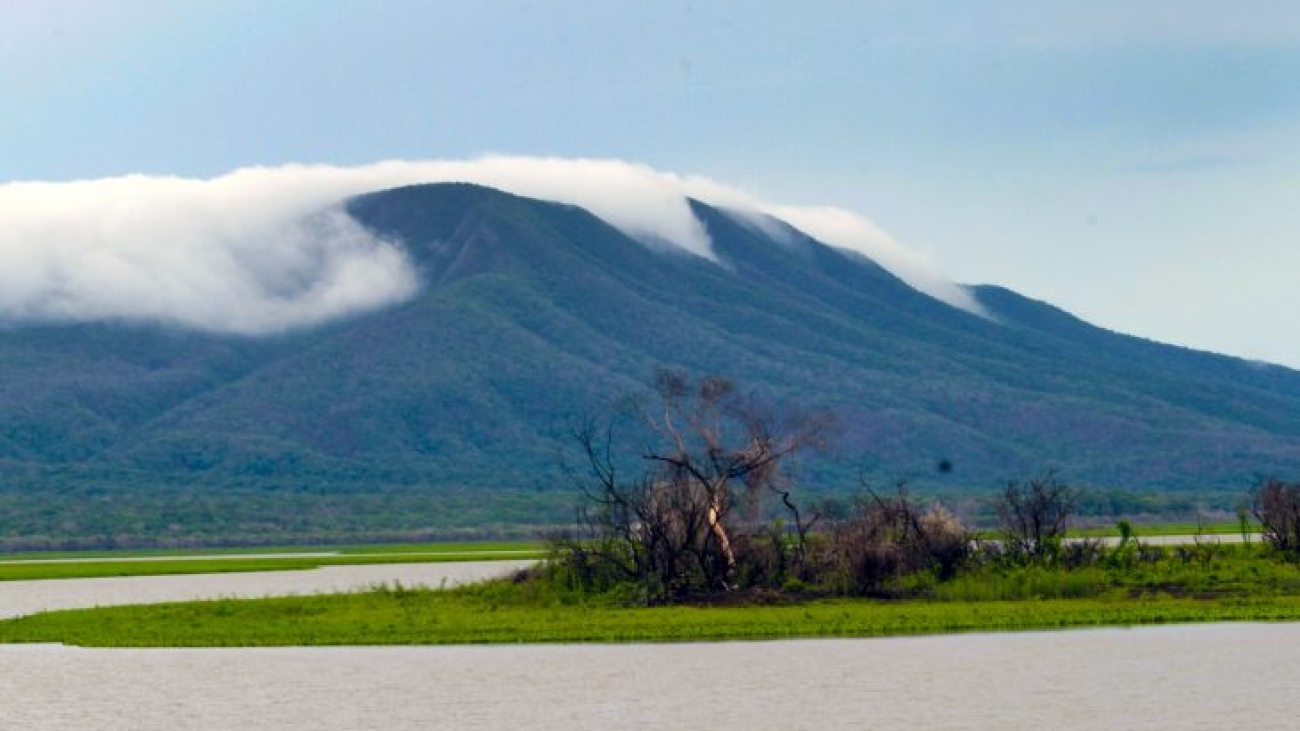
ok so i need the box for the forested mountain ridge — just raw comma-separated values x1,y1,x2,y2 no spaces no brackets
2,183,1296,544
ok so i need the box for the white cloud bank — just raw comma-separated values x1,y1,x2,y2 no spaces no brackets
0,157,980,334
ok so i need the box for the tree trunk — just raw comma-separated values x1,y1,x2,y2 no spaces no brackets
706,496,736,581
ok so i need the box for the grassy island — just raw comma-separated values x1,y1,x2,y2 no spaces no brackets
0,541,544,582
4,542,1300,647
5,372,1299,649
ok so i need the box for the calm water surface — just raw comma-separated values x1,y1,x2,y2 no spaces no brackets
3,623,1299,730
0,560,533,619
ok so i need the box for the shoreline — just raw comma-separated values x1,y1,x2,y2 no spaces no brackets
4,585,1300,648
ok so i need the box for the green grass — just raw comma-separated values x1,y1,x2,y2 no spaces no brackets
0,541,545,581
3,581,1300,647
1067,521,1259,538
0,540,541,562
969,521,1260,540
328,541,542,555
5,545,1300,647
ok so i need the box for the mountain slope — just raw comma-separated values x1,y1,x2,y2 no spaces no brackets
2,182,1299,543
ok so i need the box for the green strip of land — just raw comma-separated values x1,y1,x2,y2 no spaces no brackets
0,541,545,581
5,543,1300,647
3,584,1299,647
1067,521,1259,538
0,540,541,562
6,534,1300,648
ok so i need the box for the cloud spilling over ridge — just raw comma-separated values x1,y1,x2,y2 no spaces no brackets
0,157,979,334
671,174,983,313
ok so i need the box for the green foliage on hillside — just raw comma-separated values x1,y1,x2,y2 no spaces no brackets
2,183,1300,545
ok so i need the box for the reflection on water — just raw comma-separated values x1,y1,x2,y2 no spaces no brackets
0,560,534,619
3,623,1300,730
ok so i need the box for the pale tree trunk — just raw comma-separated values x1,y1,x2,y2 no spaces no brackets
706,489,737,580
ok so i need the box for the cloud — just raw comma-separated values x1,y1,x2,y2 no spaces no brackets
672,174,985,312
0,174,419,334
0,156,980,334
763,205,985,314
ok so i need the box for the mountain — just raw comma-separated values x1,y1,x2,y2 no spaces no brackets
2,182,1298,546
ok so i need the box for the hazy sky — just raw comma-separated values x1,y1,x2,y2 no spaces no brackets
3,1,1298,366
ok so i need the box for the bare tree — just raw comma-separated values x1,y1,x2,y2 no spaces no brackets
1253,479,1300,556
996,472,1079,563
554,369,831,600
636,369,830,588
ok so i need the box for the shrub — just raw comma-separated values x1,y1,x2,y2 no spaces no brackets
1254,479,1300,557
996,473,1079,564
1062,537,1106,569
827,488,972,595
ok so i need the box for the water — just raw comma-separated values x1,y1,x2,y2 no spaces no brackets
0,560,534,619
1090,533,1249,546
0,550,540,565
2,623,1298,729
3,563,1296,728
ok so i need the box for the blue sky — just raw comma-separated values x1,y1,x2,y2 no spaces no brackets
3,1,1299,365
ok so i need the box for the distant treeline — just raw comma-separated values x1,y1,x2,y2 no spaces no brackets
0,476,1256,553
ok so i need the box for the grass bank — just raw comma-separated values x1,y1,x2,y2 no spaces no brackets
0,541,545,581
1067,521,1259,538
3,582,1299,647
5,545,1300,647
0,540,540,562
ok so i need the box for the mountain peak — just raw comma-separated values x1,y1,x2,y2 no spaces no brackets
3,182,1300,543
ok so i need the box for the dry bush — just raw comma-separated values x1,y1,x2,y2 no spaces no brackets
1254,479,1300,556
1060,537,1106,569
996,473,1079,563
828,488,972,594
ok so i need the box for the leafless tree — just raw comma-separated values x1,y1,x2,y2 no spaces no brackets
1253,479,1300,556
636,370,831,587
554,369,831,601
996,472,1079,562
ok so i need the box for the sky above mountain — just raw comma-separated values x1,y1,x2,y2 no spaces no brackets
2,1,1298,365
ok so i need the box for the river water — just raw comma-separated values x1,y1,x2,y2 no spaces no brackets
3,623,1298,730
3,562,1297,728
0,560,535,619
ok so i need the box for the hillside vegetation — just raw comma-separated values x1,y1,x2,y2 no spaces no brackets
2,183,1300,546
